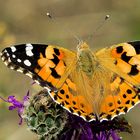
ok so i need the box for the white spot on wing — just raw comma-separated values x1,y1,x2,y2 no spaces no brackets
26,43,33,50
12,54,16,58
9,66,14,70
25,73,33,78
24,60,31,66
26,50,33,57
26,44,34,57
17,59,21,63
17,69,23,73
11,46,16,52
1,56,5,61
4,61,8,66
8,58,11,63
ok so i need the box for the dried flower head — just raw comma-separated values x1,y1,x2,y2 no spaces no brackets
23,90,68,140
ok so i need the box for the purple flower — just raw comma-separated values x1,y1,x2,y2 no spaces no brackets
59,113,132,140
0,91,30,125
94,130,121,140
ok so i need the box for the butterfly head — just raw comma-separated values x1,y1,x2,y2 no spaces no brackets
77,41,89,51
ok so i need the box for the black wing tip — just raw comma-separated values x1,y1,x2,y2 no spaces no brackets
128,41,140,45
1,49,9,62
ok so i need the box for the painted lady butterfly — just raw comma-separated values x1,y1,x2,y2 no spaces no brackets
1,41,140,122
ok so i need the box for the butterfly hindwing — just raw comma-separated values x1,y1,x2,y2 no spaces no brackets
50,69,97,121
99,74,140,120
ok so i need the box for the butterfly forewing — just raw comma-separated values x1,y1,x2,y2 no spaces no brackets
1,44,76,91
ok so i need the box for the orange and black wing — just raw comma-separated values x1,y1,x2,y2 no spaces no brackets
96,41,140,120
1,44,76,92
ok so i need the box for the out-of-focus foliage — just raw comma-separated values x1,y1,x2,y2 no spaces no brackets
0,0,140,139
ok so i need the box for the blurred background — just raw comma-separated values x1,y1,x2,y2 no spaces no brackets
0,0,140,139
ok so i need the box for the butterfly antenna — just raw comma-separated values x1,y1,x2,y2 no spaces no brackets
46,12,82,43
87,15,110,42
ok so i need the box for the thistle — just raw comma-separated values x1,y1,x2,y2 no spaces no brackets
23,90,68,140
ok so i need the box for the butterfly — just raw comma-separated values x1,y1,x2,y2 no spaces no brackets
1,41,140,122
